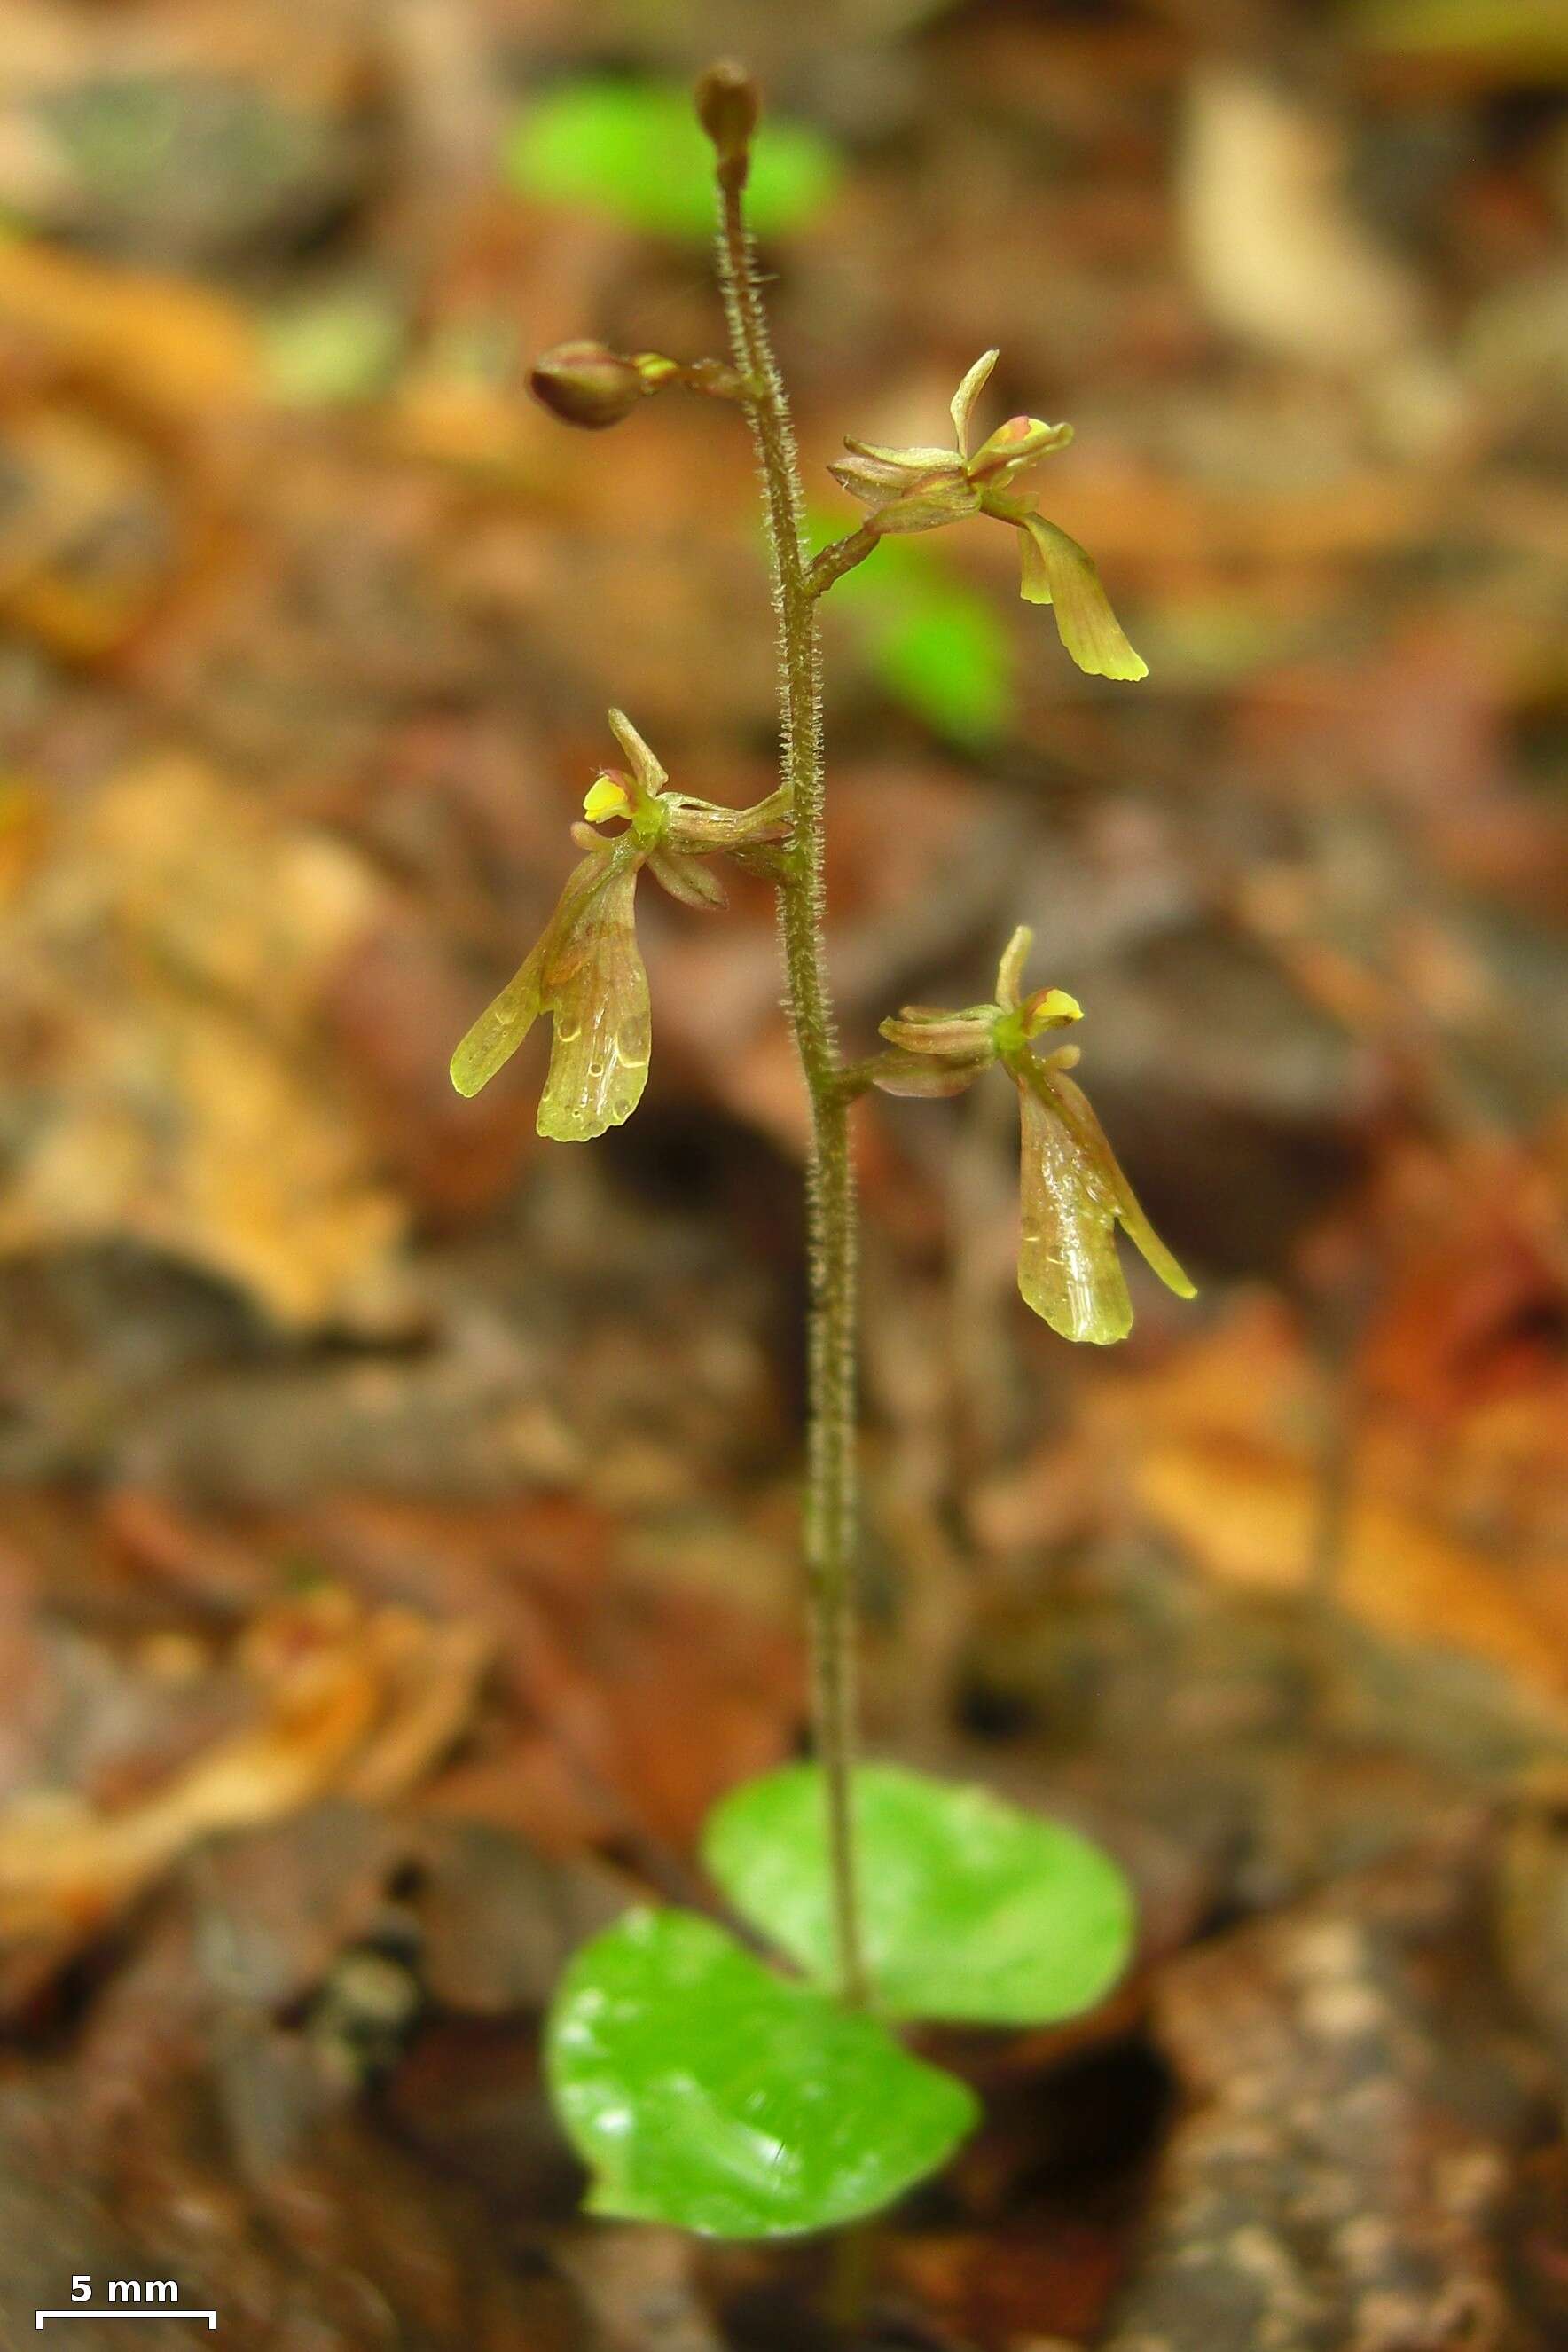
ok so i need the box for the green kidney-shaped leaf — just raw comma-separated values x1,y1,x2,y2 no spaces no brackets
506,82,840,243
545,1908,976,2238
703,1763,1135,2027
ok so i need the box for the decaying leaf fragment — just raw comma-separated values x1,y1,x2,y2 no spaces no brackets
1103,1828,1547,2352
0,752,408,1327
0,1589,490,1954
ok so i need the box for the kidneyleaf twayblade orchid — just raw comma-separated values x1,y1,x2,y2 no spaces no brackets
829,350,1147,683
450,710,787,1139
871,926,1194,1343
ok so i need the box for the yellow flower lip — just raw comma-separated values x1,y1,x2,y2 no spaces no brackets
584,772,631,823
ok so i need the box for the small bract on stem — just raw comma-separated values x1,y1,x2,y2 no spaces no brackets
451,58,1194,2245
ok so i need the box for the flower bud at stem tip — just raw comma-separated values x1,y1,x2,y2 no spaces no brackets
695,59,759,183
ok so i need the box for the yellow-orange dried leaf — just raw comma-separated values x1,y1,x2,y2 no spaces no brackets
0,1591,488,1945
0,237,258,418
0,752,408,1326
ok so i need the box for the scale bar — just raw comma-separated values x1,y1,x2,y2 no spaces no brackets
36,2317,216,2330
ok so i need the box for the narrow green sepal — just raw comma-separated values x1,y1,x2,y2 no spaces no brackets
868,1047,990,1099
950,349,1000,455
648,844,726,909
993,922,1032,1010
878,1005,999,1060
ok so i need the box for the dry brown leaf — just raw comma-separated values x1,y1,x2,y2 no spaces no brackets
0,1589,489,1946
1098,1295,1568,1713
0,751,410,1326
1179,67,1427,371
1104,1826,1546,2352
0,395,187,658
344,1613,493,1807
0,236,257,417
1139,1436,1568,1703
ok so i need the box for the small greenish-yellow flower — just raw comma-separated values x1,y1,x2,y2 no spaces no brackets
830,350,1147,682
584,707,789,902
450,710,788,1138
872,926,1193,1342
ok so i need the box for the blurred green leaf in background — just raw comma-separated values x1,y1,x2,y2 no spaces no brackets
263,285,406,408
506,79,842,242
823,525,1016,749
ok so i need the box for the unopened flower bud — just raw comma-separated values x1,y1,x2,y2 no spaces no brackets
529,341,646,431
694,60,759,178
880,1006,998,1062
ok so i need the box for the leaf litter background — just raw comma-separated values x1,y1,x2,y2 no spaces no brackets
0,0,1565,2345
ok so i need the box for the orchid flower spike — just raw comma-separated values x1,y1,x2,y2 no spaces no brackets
873,925,1194,1342
450,710,788,1137
830,350,1147,683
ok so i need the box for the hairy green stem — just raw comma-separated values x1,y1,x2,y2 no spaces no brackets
715,166,868,2009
